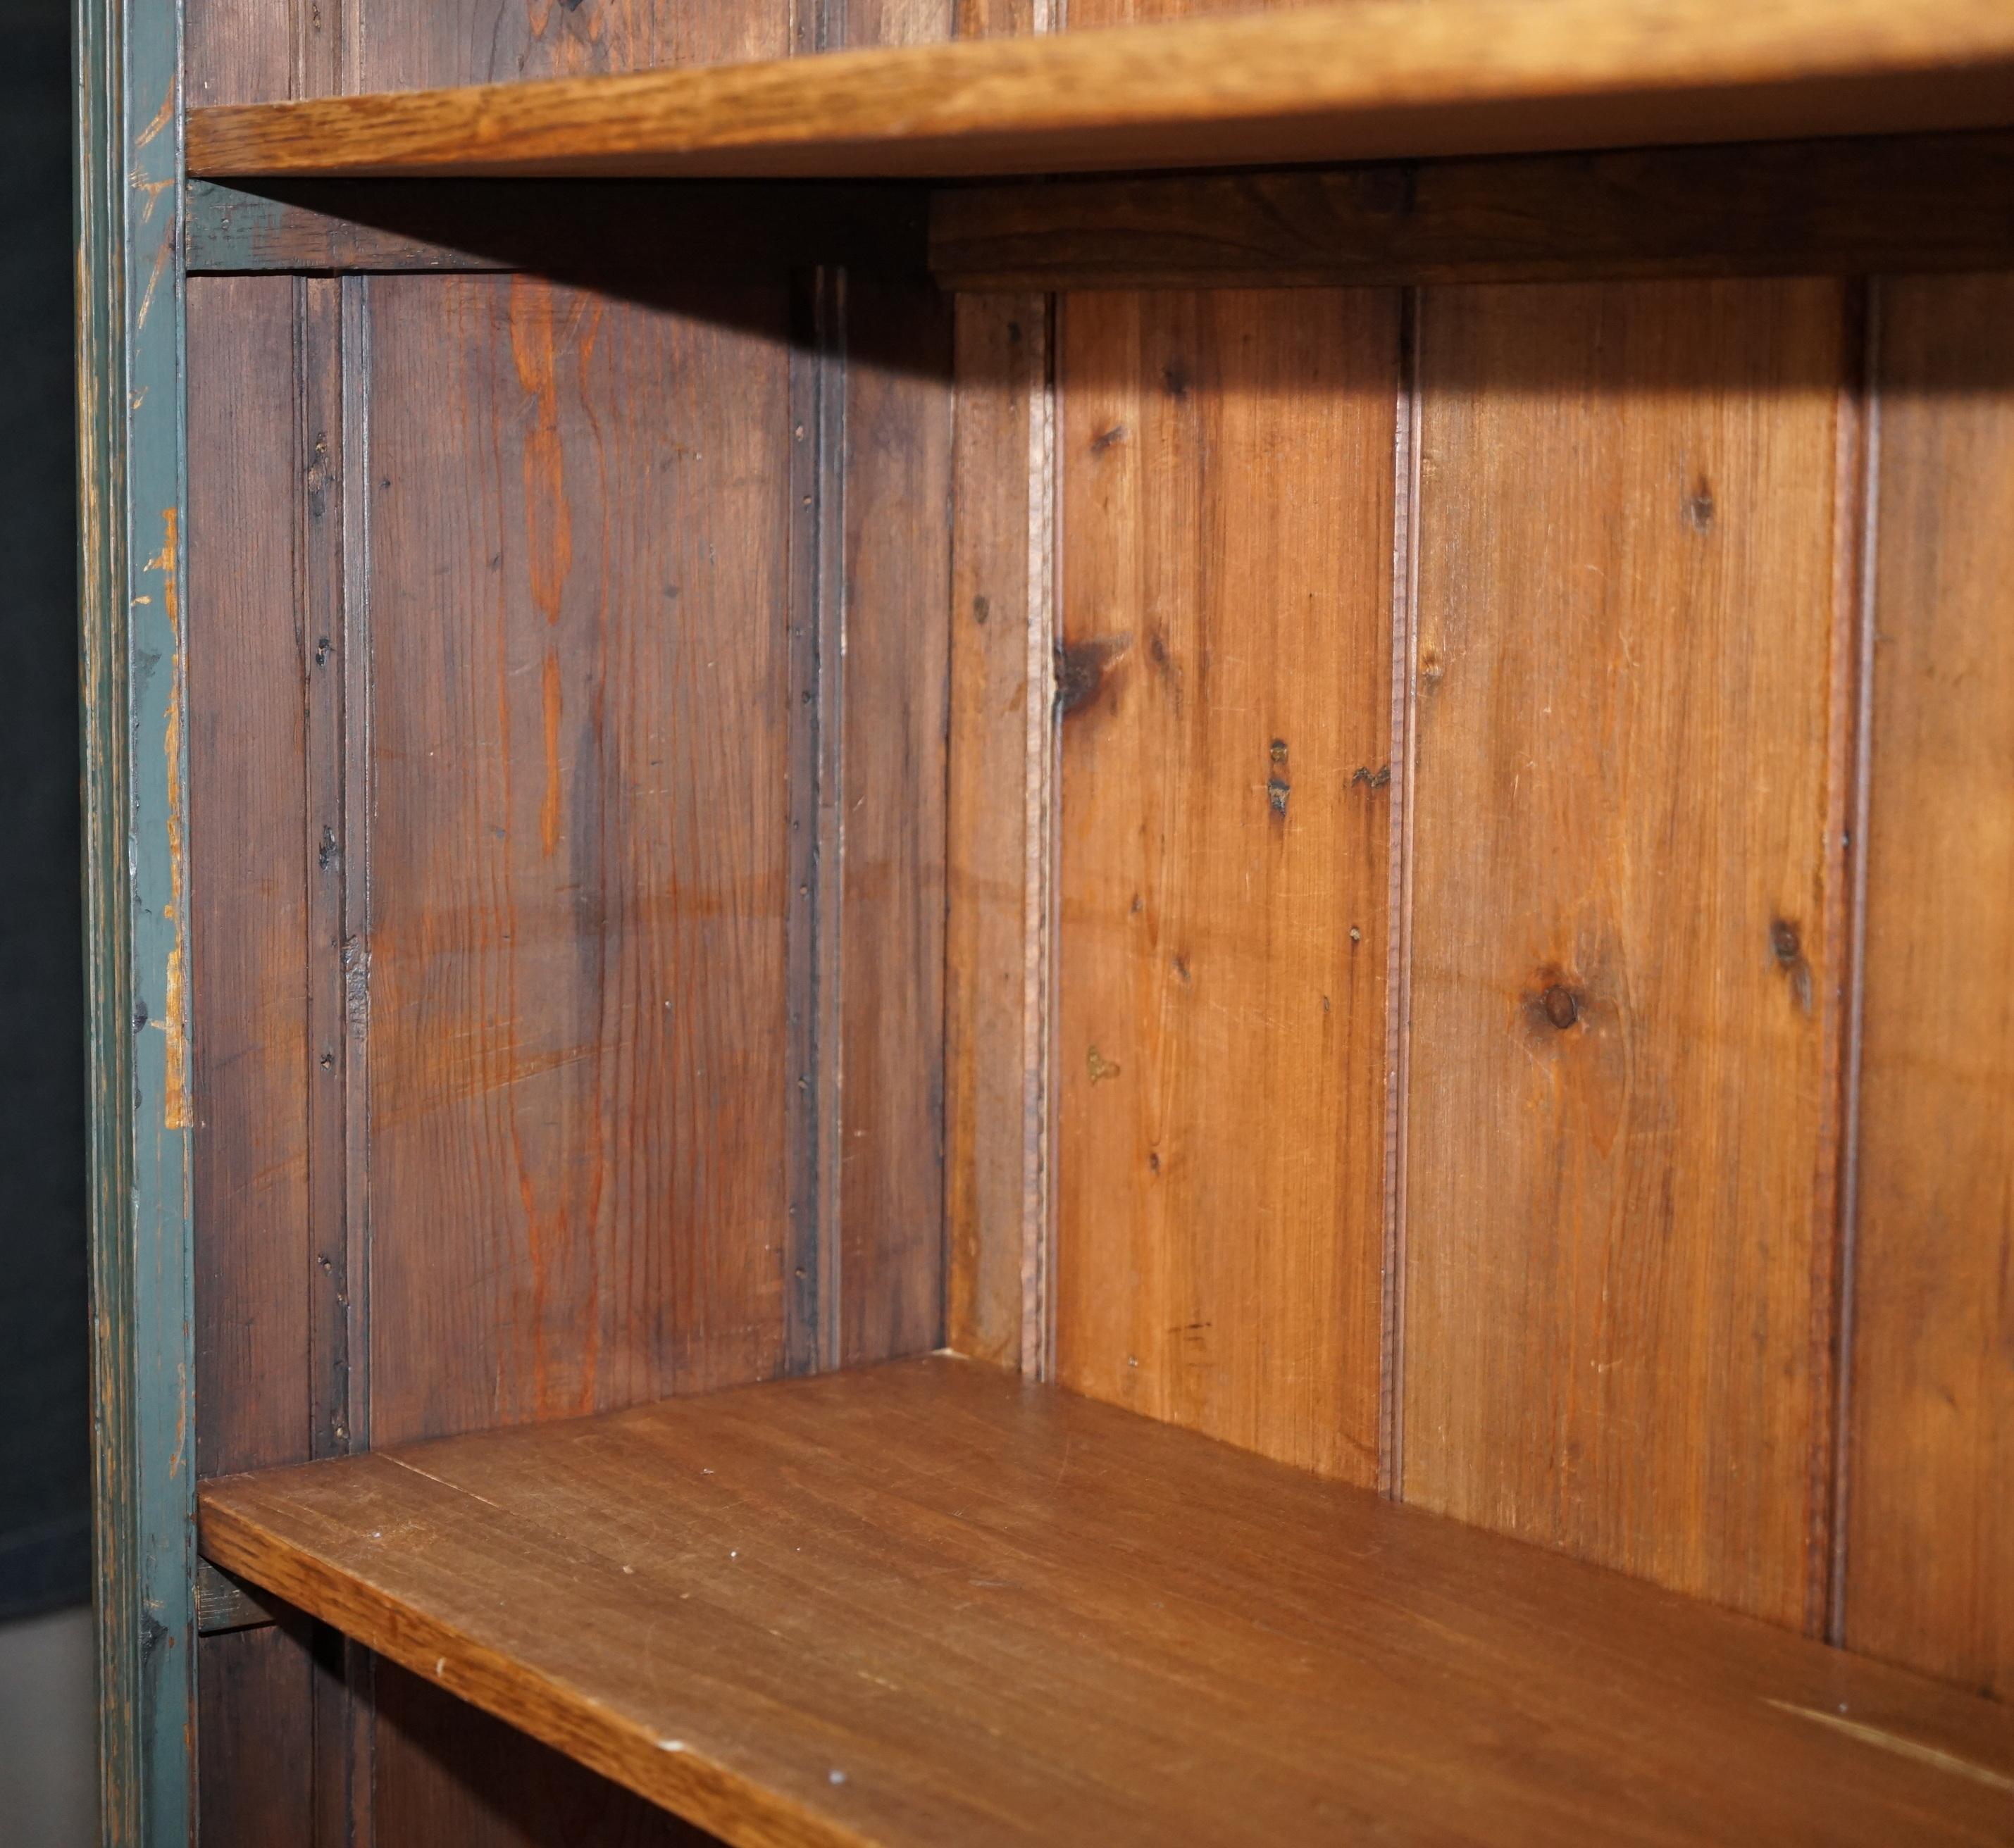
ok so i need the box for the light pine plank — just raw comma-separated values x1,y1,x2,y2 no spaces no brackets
186,0,2014,180
1846,274,2014,1700
1055,288,1395,1484
1402,280,1853,1629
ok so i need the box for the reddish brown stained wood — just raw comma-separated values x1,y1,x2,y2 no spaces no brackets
183,0,292,109
929,133,2014,292
838,277,955,1368
201,1357,2014,1848
197,1625,316,1847
363,275,795,1444
189,273,313,1482
185,0,2014,180
1055,289,1395,1483
946,293,1045,1370
1401,279,1853,1629
1846,273,2014,1701
375,1660,719,1846
954,0,1036,39
1063,0,1333,27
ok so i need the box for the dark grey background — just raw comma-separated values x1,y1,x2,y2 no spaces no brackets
0,0,89,1622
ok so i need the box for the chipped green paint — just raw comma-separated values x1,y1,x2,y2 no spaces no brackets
76,0,194,1827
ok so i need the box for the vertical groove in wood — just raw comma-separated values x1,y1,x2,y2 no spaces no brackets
1379,287,1420,1501
1820,271,1877,1635
816,268,849,1373
292,0,344,99
302,273,349,1470
785,267,849,1378
339,269,379,1848
297,269,355,1848
296,261,379,1848
1026,294,1058,1380
1805,276,1875,1640
785,274,823,1376
338,271,374,1463
1827,277,1882,1650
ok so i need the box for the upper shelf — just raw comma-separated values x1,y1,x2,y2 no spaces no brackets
185,0,2014,181
200,1355,2014,1848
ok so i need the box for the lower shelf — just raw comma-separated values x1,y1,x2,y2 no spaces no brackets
199,1355,2014,1847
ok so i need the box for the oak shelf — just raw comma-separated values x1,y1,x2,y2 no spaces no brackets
185,0,2014,181
199,1356,2014,1848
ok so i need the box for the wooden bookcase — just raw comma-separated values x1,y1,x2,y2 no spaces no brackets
77,0,2014,1842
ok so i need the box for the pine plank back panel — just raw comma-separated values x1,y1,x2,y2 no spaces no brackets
1028,266,2006,1678
1846,275,2014,1699
1399,279,1853,1629
945,292,1046,1371
837,277,955,1370
188,275,316,1486
363,275,798,1442
1052,289,1395,1482
183,0,963,1834
187,275,323,1843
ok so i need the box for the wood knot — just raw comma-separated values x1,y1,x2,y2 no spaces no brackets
1057,635,1131,718
1684,474,1716,532
1523,970,1587,1035
1770,916,1814,1015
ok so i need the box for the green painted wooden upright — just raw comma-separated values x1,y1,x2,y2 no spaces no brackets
75,0,194,1829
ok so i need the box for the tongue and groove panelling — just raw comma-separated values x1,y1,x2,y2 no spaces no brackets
185,4,962,1842
1045,279,1859,1604
1042,269,2006,1681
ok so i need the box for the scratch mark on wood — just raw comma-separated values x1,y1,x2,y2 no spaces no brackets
148,508,189,1132
1762,1702,2014,1794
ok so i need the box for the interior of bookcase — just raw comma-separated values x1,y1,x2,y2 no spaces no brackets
175,3,2014,1844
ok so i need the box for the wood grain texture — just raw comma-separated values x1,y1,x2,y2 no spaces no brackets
200,1356,2014,1848
197,1625,316,1848
188,273,312,1482
931,132,2014,290
1402,280,1853,1629
837,277,955,1367
1055,289,1395,1482
183,0,292,109
946,293,1045,1370
185,0,2014,180
357,0,788,99
1846,274,2014,1701
363,274,795,1443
